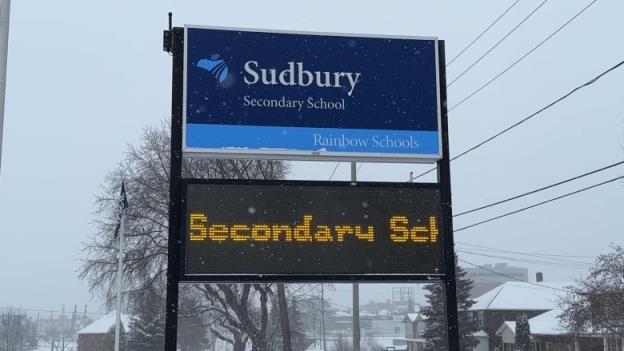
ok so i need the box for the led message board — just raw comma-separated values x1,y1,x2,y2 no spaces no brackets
182,181,444,280
184,26,441,162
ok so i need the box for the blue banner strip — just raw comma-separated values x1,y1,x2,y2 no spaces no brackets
186,124,439,155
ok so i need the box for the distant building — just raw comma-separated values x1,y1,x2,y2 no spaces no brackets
463,263,528,297
469,281,567,351
360,289,417,316
467,281,624,351
402,312,426,351
495,308,616,351
360,300,392,315
76,311,129,351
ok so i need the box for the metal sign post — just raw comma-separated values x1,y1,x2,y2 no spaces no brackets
164,26,184,351
163,24,459,351
437,41,460,350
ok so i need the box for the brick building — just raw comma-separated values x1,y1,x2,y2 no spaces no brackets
469,281,570,351
76,311,129,351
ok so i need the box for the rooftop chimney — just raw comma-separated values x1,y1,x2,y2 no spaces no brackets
536,272,544,282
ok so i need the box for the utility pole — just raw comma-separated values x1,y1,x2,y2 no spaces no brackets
61,305,65,351
0,0,9,172
71,305,77,337
320,284,326,351
350,162,360,351
36,312,40,340
352,285,360,351
49,310,54,351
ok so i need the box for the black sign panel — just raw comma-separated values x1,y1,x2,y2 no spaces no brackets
182,180,444,280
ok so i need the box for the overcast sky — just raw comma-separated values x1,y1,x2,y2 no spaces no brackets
0,0,623,315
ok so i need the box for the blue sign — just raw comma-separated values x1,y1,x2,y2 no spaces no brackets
184,26,441,162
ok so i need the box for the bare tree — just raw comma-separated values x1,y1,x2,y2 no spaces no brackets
0,309,37,351
79,121,288,348
559,244,624,339
195,283,274,351
277,284,292,351
332,332,352,351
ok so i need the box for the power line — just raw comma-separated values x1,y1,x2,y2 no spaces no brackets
328,162,363,180
454,175,624,232
410,58,624,181
458,258,575,293
454,160,624,217
0,306,107,316
457,248,592,267
287,283,322,298
449,0,600,112
457,249,591,269
457,245,594,264
450,58,624,162
460,259,622,297
448,0,548,86
456,241,595,259
321,4,526,182
447,0,521,67
328,162,341,180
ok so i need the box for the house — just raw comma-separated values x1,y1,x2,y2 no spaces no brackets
401,312,488,351
496,308,618,351
472,330,489,351
470,281,571,351
402,312,426,351
76,311,130,351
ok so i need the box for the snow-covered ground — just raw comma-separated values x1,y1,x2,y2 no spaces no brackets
34,341,76,351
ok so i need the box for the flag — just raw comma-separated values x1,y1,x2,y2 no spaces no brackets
113,181,128,238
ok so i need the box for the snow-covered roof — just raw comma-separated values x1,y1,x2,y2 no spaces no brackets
473,330,488,338
404,313,423,322
77,311,130,335
471,282,571,311
334,310,351,317
528,309,568,335
378,309,390,316
496,308,567,337
498,321,516,335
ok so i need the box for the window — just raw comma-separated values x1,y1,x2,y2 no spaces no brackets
474,311,485,329
417,321,426,337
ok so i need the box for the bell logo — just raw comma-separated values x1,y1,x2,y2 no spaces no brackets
196,54,230,84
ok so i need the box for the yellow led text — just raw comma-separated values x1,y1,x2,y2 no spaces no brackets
188,213,375,243
389,215,439,243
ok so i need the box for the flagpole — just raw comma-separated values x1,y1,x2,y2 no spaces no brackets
114,210,125,351
0,0,11,172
